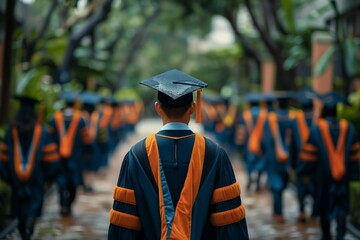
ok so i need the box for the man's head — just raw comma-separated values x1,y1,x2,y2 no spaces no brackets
318,91,347,118
140,69,208,123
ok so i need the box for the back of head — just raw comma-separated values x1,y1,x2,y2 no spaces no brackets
140,69,208,121
12,96,39,139
317,91,347,118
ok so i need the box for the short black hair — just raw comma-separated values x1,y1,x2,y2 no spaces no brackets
159,102,192,119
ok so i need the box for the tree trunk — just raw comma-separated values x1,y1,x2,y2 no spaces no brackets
0,0,16,125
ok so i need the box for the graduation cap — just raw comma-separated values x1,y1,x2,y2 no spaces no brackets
244,92,263,104
79,92,102,106
273,91,295,109
14,95,39,108
58,91,79,104
296,87,316,107
13,95,41,121
140,69,208,122
316,90,347,110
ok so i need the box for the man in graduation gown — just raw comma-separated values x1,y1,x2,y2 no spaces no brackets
236,92,267,192
108,69,249,240
298,91,360,240
0,96,60,240
261,92,294,223
49,91,90,215
291,87,317,223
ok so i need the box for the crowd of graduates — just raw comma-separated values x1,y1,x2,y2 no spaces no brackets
0,91,143,240
200,88,360,240
1,83,360,239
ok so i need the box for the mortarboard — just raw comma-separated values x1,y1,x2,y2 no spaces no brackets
244,92,263,104
316,90,347,110
140,69,208,122
296,87,315,106
14,95,39,108
79,92,102,106
59,91,79,104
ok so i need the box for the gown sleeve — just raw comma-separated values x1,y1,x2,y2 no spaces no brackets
297,125,319,176
209,148,249,240
108,152,144,240
41,127,61,182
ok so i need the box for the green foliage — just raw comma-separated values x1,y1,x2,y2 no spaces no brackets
338,104,360,139
344,39,360,78
350,181,360,227
281,0,294,33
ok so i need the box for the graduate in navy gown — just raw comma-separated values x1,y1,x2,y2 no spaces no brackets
236,92,267,192
262,92,294,223
0,96,60,240
291,87,317,223
298,91,360,240
49,91,90,215
108,69,249,240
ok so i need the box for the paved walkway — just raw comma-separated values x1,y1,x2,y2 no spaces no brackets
3,118,358,239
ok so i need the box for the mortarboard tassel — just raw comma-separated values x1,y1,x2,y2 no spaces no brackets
196,89,202,123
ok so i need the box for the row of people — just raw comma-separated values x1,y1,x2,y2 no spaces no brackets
0,92,143,240
201,88,360,239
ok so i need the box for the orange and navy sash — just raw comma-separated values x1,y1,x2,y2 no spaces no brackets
296,111,310,144
268,113,289,162
100,105,113,129
146,133,205,240
86,111,100,143
54,110,81,158
247,108,267,155
110,108,123,130
318,119,348,181
12,124,42,182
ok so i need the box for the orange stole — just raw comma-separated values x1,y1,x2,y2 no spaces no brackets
268,113,289,162
247,109,267,155
296,111,310,144
55,111,81,158
145,133,205,240
318,119,348,181
12,124,42,182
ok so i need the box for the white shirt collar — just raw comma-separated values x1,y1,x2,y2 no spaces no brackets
160,122,191,131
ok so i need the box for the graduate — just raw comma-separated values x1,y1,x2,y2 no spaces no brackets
0,96,60,240
291,87,317,223
236,92,267,192
49,91,90,215
261,91,295,223
108,69,249,240
298,91,360,240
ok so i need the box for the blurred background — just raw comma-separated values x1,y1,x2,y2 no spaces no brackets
1,0,360,239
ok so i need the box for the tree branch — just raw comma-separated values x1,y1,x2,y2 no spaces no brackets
58,0,114,84
244,0,282,62
267,0,288,35
65,0,100,31
23,0,59,63
223,9,262,72
115,4,161,88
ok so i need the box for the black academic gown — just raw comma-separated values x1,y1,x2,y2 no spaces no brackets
108,128,249,240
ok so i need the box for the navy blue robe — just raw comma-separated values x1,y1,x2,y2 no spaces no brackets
298,117,360,220
0,124,60,218
108,128,249,240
